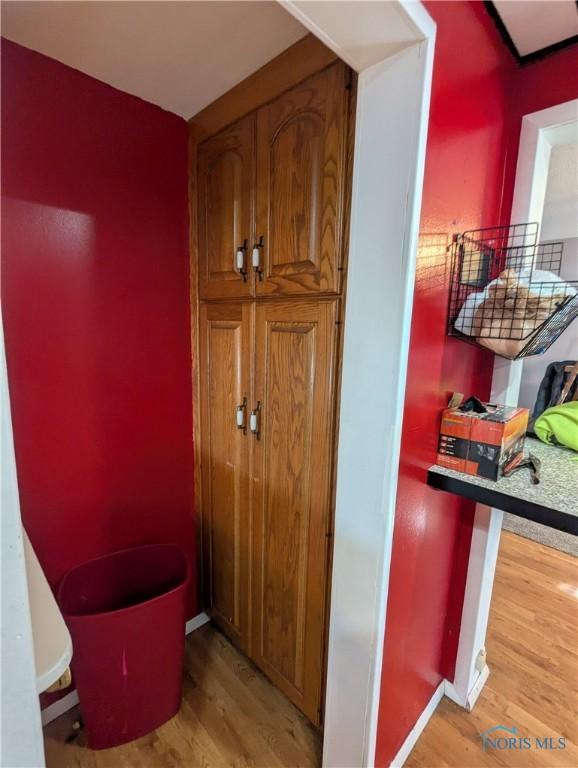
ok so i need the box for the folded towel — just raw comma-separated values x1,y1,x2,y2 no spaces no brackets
455,269,576,338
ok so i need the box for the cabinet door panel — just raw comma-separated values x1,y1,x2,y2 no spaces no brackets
251,300,337,723
198,116,255,299
255,63,347,296
199,303,252,651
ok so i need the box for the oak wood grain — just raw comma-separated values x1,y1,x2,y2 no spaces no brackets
188,123,204,610
188,35,338,143
197,116,255,300
199,303,253,651
255,62,348,297
250,299,338,725
191,44,354,729
319,71,357,713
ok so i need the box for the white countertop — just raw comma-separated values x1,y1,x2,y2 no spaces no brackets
24,531,72,693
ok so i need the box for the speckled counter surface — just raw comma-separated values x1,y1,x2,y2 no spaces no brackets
428,437,578,535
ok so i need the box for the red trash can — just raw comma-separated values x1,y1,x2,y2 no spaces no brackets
58,544,189,750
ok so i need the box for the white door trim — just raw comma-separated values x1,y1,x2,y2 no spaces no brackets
448,97,578,709
279,3,435,766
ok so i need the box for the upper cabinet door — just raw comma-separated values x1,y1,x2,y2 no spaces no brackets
254,63,348,297
198,116,255,300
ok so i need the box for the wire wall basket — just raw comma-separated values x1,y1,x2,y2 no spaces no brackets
447,222,578,360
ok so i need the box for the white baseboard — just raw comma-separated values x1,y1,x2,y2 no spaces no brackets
390,665,491,766
41,690,79,726
41,612,211,726
390,680,445,767
444,663,489,712
185,611,210,634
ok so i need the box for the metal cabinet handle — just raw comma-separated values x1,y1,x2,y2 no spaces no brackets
236,397,247,432
235,240,248,282
249,401,261,439
252,236,264,281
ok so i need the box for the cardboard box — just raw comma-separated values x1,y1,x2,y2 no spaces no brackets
437,400,529,481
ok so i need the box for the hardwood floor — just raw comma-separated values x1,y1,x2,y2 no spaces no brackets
43,624,321,768
406,531,578,768
44,531,577,768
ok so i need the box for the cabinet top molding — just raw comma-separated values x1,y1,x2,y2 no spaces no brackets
188,34,338,143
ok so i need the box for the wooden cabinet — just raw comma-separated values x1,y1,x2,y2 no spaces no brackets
197,116,255,300
199,302,252,652
255,64,347,296
251,300,337,723
194,54,352,727
199,299,337,715
197,62,348,300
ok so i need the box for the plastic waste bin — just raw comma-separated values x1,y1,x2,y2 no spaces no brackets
58,544,189,750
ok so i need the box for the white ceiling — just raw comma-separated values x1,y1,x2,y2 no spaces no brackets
283,1,425,70
493,0,578,57
0,1,307,119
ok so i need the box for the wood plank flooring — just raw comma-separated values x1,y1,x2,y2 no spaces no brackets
43,624,321,768
406,531,578,768
44,531,577,767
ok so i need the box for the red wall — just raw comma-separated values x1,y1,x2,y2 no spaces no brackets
1,40,197,615
505,45,578,213
514,44,578,119
376,3,577,764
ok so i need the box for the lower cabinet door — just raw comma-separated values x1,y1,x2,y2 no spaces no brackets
250,299,338,724
199,302,252,652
